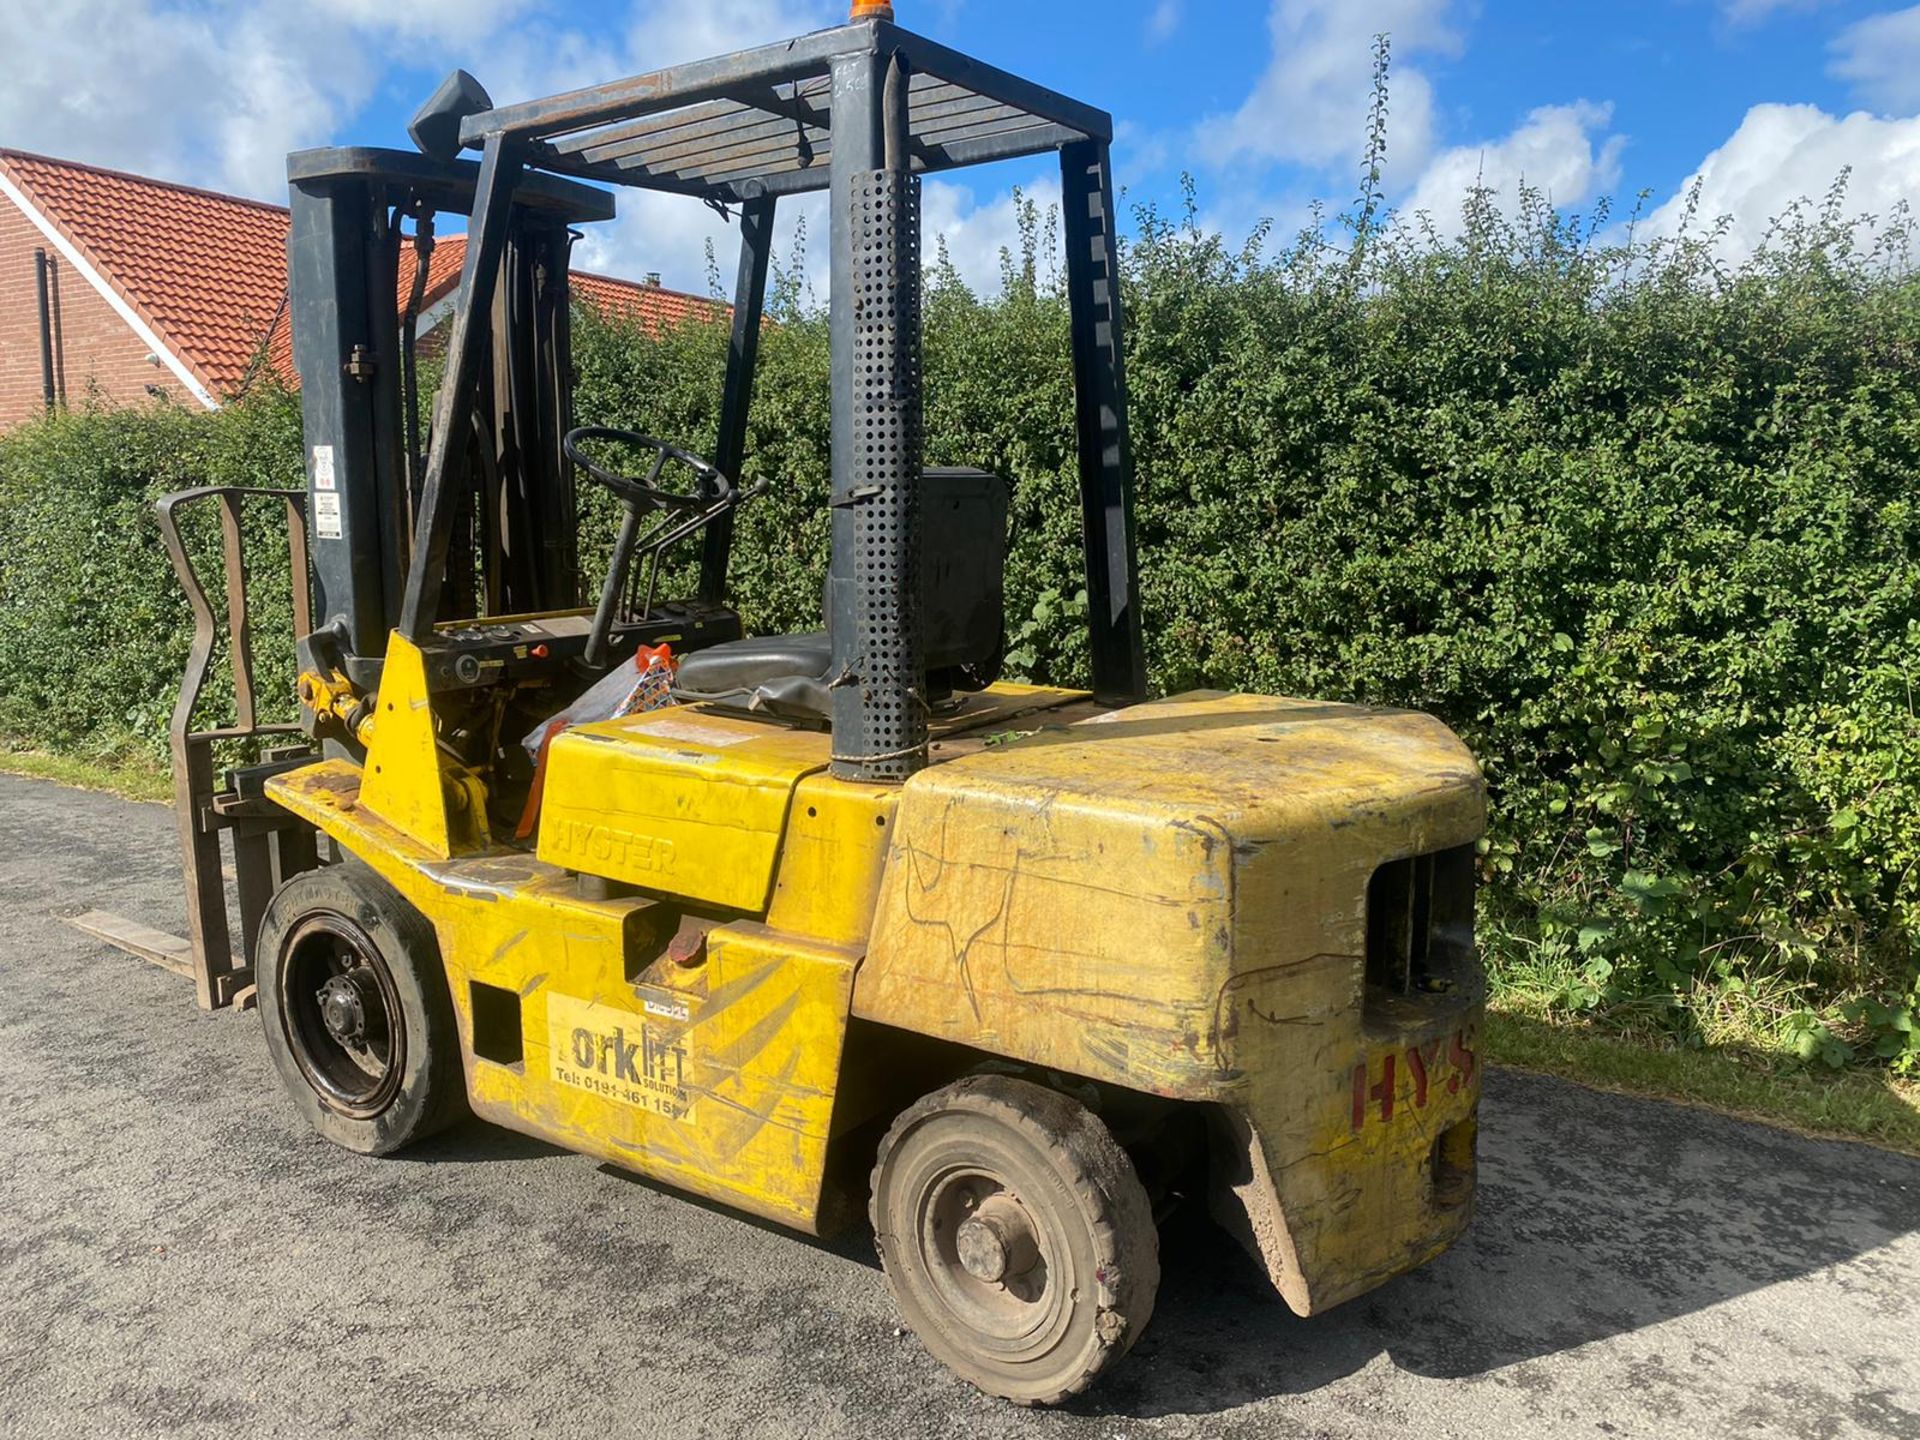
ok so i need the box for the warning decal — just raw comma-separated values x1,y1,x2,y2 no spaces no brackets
313,491,343,540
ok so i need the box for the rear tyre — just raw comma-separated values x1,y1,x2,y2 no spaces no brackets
256,865,466,1155
869,1075,1160,1405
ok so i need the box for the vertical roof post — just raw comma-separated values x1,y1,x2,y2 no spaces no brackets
1061,138,1147,705
398,133,523,640
827,45,929,782
702,189,777,602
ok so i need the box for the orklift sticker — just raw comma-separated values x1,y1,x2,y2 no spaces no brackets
547,991,693,1122
1351,1027,1477,1132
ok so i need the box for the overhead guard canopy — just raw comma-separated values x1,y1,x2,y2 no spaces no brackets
442,19,1113,204
393,9,1147,713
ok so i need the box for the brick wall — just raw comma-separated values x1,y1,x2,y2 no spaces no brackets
0,192,193,429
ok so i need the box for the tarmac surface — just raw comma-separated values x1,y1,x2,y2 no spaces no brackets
1,771,1917,1439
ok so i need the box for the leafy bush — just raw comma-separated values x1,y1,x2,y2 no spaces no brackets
0,387,305,761
2,175,1916,1072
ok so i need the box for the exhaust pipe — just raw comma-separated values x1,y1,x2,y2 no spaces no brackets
829,51,925,782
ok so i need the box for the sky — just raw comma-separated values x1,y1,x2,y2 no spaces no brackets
4,0,1920,295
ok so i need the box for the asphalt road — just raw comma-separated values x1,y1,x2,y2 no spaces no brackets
2,773,1917,1440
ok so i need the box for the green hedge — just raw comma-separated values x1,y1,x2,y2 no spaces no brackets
0,392,305,758
2,187,1915,1071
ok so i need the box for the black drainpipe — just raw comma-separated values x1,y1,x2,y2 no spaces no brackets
34,248,56,411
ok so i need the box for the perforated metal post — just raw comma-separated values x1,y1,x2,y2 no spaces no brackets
828,50,927,782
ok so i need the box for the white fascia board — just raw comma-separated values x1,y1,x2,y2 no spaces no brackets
0,168,220,410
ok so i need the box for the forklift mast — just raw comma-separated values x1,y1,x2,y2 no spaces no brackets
285,148,615,684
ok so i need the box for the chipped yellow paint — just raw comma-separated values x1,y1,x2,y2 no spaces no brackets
269,760,855,1230
854,691,1487,1314
356,633,489,859
536,707,830,910
269,682,1488,1311
765,774,899,947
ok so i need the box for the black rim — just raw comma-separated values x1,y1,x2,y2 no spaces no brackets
278,911,405,1119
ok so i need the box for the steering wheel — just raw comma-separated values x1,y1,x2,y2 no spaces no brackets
563,427,732,511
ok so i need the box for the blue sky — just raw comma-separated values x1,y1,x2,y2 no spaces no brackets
5,0,1920,292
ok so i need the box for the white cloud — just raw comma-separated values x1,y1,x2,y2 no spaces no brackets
569,186,831,304
1828,5,1920,113
1643,102,1920,260
1195,0,1463,181
468,0,838,293
313,0,535,46
923,174,1063,294
621,0,836,71
1401,101,1625,235
0,0,377,197
472,0,837,111
574,170,1056,304
0,0,840,205
1147,0,1183,44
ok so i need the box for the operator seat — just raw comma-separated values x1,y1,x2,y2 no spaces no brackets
673,469,1008,722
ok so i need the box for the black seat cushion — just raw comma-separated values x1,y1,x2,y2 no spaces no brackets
670,469,1008,727
672,630,832,721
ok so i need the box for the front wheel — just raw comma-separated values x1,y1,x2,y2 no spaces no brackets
256,865,466,1155
869,1075,1160,1405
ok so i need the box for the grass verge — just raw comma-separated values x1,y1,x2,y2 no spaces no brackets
1488,1004,1920,1156
0,748,171,804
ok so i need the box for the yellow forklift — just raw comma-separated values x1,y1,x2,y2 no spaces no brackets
149,2,1486,1404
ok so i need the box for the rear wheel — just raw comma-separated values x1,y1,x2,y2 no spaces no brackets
256,865,465,1155
869,1075,1159,1405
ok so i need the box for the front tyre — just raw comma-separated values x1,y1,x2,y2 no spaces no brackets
256,865,466,1155
869,1075,1160,1405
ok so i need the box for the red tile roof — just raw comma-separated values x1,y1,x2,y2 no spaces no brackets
406,237,724,330
260,239,723,386
0,149,726,401
568,268,724,331
0,149,289,398
257,238,469,387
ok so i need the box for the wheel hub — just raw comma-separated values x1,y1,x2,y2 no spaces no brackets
955,1193,1040,1285
317,971,375,1046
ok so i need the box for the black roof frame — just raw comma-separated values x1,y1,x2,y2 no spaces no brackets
454,19,1112,204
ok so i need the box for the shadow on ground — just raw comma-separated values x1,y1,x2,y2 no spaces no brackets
410,1065,1920,1423
1075,1067,1920,1420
